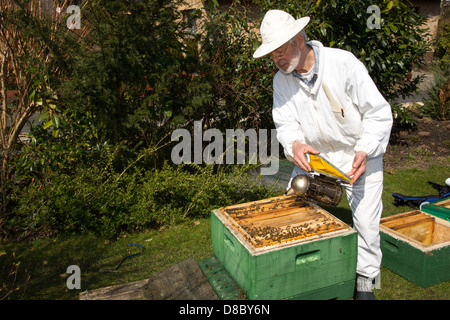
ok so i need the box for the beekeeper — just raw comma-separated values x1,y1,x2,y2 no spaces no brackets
253,10,393,300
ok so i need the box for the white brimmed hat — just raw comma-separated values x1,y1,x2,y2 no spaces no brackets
253,10,310,59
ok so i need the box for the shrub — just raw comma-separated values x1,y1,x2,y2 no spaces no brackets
390,101,417,128
422,64,450,120
422,8,450,120
9,163,277,238
253,0,430,101
194,2,276,131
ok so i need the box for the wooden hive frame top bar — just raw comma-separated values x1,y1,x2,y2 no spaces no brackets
215,195,354,254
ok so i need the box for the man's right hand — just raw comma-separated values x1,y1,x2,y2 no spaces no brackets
291,141,320,172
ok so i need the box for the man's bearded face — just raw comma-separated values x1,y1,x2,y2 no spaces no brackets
272,41,301,74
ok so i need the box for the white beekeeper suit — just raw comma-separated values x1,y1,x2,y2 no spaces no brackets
253,10,393,299
273,39,392,279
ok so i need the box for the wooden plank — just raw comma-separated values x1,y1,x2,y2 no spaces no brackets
79,259,219,300
434,198,450,208
390,216,434,231
232,205,312,224
142,258,219,300
79,279,148,300
237,208,318,227
380,210,421,224
381,211,430,229
242,212,322,230
224,195,306,218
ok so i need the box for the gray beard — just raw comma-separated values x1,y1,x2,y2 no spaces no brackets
278,46,301,74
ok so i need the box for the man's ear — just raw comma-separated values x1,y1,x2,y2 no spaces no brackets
296,33,306,50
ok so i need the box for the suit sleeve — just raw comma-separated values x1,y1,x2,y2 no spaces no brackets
272,76,305,161
345,56,393,158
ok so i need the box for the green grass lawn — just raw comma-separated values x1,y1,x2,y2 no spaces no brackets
1,165,449,300
325,164,450,300
1,220,213,300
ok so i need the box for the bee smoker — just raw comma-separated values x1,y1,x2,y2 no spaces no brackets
285,174,343,207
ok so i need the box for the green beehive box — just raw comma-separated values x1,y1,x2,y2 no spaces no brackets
380,210,450,287
211,195,357,300
421,197,450,221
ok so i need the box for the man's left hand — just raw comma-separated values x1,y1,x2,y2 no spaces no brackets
346,151,367,185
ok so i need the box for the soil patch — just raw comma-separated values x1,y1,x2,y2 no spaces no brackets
385,116,450,173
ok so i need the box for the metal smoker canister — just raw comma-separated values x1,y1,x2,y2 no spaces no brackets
286,174,343,207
